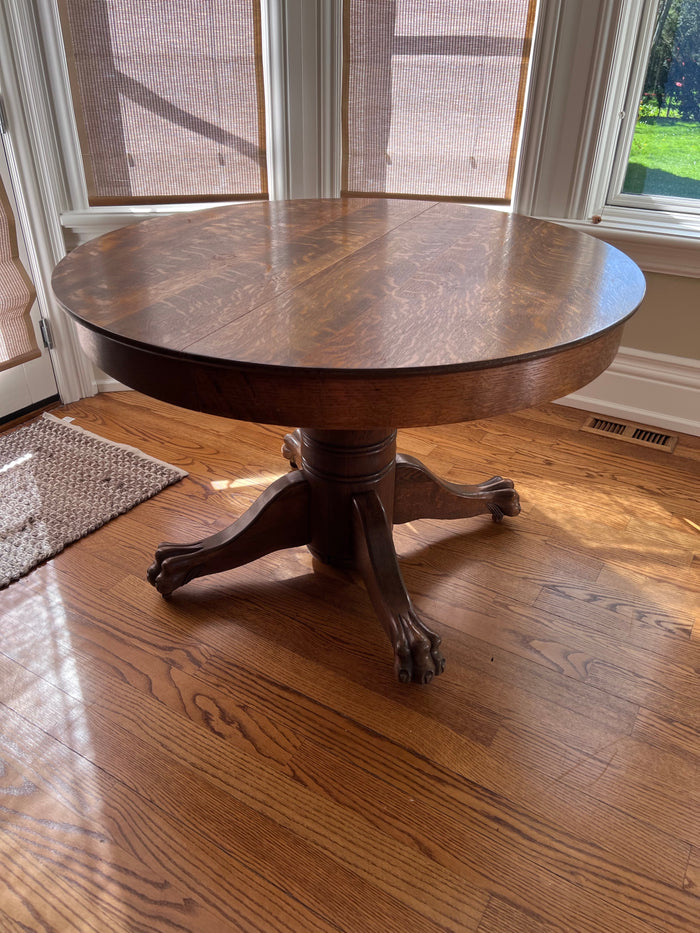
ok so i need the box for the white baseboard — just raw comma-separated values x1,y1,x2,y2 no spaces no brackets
95,348,700,439
557,347,700,437
94,373,129,393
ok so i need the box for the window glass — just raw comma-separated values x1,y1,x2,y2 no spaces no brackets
623,0,700,201
58,0,268,204
342,0,537,202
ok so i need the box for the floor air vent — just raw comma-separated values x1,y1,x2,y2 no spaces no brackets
581,416,678,453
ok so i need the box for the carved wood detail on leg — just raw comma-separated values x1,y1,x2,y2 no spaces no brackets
352,490,446,684
393,453,521,525
147,470,311,595
282,429,302,469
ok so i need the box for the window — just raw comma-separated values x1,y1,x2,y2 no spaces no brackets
516,0,700,278
57,0,267,204
620,0,700,204
0,171,40,371
55,0,537,212
342,0,537,202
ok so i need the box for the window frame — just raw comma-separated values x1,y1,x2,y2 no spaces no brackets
0,0,95,400
515,0,700,277
606,0,700,217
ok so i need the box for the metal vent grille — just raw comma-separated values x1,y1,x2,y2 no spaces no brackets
581,416,678,452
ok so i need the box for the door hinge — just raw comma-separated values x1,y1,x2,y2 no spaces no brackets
39,318,55,350
0,96,8,134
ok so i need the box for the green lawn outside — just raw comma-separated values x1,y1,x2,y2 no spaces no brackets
623,118,700,199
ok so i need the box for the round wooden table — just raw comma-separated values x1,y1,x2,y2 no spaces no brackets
52,198,645,684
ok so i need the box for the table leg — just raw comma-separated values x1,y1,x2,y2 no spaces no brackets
147,470,311,596
353,490,445,683
393,453,520,524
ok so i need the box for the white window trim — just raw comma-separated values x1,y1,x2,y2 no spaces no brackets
604,0,664,205
262,0,342,202
599,0,700,274
0,0,95,400
515,0,626,220
516,0,700,278
605,0,700,219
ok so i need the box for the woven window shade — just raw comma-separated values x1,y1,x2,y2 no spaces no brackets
342,0,537,202
58,0,268,205
0,178,40,373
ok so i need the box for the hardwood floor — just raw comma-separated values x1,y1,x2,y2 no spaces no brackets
1,390,698,932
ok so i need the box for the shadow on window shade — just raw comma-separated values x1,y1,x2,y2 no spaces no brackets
58,0,268,205
342,0,537,202
0,178,40,373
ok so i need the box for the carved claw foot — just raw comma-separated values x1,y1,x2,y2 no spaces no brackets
391,610,446,684
146,470,311,596
352,490,446,684
394,453,521,525
475,475,521,522
282,429,302,469
148,541,205,595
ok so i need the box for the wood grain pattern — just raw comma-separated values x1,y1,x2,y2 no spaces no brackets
1,391,699,930
51,198,645,428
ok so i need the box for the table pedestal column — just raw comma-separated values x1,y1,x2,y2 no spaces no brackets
299,429,397,566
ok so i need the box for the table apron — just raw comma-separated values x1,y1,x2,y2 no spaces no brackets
76,323,625,429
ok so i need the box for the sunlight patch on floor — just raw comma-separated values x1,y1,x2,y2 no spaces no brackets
210,471,283,492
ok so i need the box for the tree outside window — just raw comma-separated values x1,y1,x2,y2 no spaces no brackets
623,0,700,200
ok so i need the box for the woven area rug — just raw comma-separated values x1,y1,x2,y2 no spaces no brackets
0,412,187,588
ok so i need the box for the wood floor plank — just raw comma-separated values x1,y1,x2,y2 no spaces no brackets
633,708,700,765
288,733,697,932
484,723,691,888
0,703,273,932
103,575,692,896
1,672,457,933
429,588,700,727
556,734,700,844
685,847,700,894
533,582,697,647
476,896,562,933
2,391,699,932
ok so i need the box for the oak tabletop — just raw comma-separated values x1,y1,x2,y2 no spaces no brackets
52,198,646,428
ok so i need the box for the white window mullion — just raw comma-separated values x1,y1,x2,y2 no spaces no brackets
263,0,342,201
318,0,342,198
261,0,291,199
511,0,563,216
34,0,90,211
515,0,629,220
567,0,635,221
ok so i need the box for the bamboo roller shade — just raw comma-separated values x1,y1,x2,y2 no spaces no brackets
342,0,538,203
0,177,40,373
57,0,268,205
